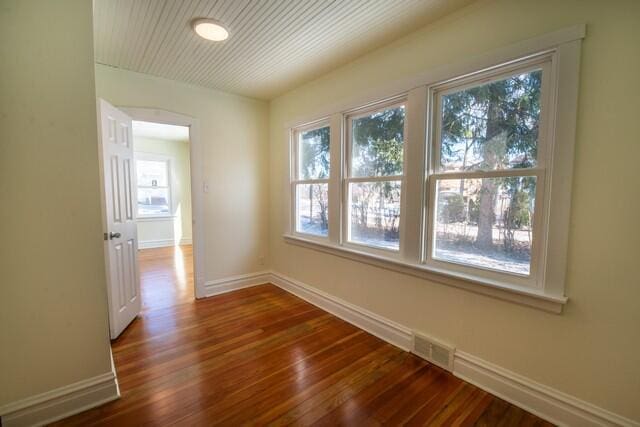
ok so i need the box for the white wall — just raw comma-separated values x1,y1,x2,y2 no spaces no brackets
134,136,193,248
0,0,113,407
95,65,270,281
269,0,640,421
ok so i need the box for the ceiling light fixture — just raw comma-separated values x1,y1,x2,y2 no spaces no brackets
192,18,229,41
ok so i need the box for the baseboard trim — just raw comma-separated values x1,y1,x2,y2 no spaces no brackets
0,369,119,427
454,351,639,427
202,271,272,298
138,238,193,249
269,272,413,351
138,239,175,249
265,271,637,427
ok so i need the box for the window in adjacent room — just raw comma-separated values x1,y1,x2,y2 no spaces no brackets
136,157,171,217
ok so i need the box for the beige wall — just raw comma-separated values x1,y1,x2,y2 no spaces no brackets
134,137,193,247
269,0,640,420
95,65,270,281
0,0,113,406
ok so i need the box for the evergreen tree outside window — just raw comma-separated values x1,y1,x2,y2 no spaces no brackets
346,102,405,251
427,63,548,282
285,36,582,310
292,123,330,237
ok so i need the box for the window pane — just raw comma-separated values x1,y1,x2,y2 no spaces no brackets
137,159,168,187
433,176,537,275
349,181,401,250
298,126,330,180
296,183,329,236
439,70,542,172
138,187,170,216
351,105,405,177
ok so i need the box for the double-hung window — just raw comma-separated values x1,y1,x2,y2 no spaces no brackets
136,156,172,218
425,58,551,288
285,29,582,312
292,122,331,238
345,101,406,252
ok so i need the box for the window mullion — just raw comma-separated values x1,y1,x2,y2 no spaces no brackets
328,113,342,244
401,86,428,263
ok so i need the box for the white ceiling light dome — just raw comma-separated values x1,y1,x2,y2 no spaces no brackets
192,18,229,41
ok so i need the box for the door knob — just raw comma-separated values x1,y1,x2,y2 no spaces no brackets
109,232,122,239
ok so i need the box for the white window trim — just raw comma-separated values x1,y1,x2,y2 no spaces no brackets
283,25,584,313
135,152,174,220
290,119,331,241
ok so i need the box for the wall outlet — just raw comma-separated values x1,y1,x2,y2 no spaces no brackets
258,255,265,265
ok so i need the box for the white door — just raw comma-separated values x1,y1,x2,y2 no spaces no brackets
97,99,141,339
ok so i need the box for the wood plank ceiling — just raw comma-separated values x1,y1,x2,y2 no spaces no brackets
93,0,475,100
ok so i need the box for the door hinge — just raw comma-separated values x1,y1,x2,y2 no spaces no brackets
104,232,108,241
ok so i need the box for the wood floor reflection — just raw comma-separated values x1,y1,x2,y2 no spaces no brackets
53,245,553,426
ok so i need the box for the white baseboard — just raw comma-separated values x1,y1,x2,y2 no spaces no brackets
0,369,119,427
138,238,192,249
138,239,175,249
202,271,272,298
454,351,639,427
265,271,637,427
269,272,413,351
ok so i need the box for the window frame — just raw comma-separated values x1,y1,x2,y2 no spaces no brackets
423,56,554,289
283,26,584,313
135,153,173,219
342,98,408,256
290,119,332,240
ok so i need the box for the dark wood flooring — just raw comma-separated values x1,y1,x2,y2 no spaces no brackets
53,245,553,426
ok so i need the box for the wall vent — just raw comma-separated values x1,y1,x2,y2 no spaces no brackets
412,332,454,371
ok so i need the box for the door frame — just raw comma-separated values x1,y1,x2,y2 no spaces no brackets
121,107,206,298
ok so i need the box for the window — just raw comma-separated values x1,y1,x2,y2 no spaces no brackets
426,63,549,286
346,102,405,251
292,123,330,237
136,157,171,217
285,29,582,311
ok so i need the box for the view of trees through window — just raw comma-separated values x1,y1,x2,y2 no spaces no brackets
434,69,542,274
296,126,330,236
348,105,405,250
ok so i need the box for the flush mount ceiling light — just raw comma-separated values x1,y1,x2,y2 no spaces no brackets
192,18,229,41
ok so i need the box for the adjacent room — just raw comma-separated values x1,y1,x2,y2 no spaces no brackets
132,120,194,311
1,0,639,426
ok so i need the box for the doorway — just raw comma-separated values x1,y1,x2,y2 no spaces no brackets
132,120,194,311
98,100,205,338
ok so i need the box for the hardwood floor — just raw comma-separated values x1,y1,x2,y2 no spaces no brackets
53,245,552,426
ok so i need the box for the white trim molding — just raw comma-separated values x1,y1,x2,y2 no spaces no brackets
454,352,639,427
0,369,119,427
195,271,635,427
202,271,272,298
138,239,176,249
284,234,566,313
269,272,413,351
137,238,193,249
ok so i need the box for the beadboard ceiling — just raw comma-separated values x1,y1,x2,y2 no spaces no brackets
94,0,474,100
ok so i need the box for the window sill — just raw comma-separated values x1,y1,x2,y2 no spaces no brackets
283,234,567,313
